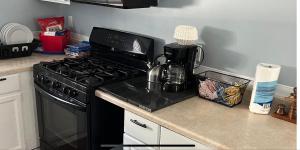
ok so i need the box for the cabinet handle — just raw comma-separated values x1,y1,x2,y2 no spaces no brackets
0,78,6,82
130,119,147,128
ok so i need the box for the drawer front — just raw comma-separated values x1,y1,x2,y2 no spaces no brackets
124,111,160,145
123,133,155,150
160,127,211,150
0,74,20,95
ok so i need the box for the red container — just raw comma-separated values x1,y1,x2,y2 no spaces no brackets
39,30,70,54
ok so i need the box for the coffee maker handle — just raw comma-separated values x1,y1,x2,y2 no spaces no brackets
195,43,205,67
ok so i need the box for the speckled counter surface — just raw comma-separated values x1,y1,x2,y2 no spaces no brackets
96,90,296,150
0,53,65,76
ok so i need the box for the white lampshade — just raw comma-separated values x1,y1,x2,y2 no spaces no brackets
174,25,199,45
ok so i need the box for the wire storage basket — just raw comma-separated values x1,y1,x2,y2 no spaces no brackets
196,71,250,107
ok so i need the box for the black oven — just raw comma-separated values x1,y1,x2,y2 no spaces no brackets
35,84,89,150
33,27,154,150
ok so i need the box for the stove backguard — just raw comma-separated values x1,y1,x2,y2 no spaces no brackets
89,27,154,71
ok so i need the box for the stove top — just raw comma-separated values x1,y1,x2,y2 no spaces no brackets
40,57,144,86
100,77,196,112
34,56,195,111
33,57,146,104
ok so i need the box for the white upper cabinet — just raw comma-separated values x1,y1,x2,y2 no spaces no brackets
41,0,70,5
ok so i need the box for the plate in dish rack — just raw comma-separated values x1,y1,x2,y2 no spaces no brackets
0,23,15,44
5,23,33,45
1,23,33,45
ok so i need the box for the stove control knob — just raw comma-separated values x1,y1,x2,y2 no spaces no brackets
52,82,61,89
40,75,44,81
63,87,71,95
70,90,78,98
37,74,44,82
41,76,50,84
36,74,40,80
44,78,50,84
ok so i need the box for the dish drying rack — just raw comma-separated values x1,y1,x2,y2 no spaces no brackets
0,39,39,59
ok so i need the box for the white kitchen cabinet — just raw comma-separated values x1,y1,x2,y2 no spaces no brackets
124,111,211,150
160,127,211,150
19,72,39,150
0,92,25,150
0,74,20,95
124,111,160,145
123,133,155,150
0,72,38,150
124,111,160,150
41,0,70,5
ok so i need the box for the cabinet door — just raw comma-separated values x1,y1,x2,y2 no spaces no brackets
20,71,39,150
41,0,70,4
123,133,155,150
0,93,25,150
124,111,160,145
160,127,211,150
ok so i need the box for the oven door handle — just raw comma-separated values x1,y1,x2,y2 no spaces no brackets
35,84,86,111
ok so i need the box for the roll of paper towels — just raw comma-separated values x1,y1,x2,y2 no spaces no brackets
249,63,281,114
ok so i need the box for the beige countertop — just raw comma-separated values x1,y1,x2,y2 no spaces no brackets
1,53,295,149
0,53,65,76
96,90,296,150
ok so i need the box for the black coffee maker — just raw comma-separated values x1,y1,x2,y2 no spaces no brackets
162,43,198,92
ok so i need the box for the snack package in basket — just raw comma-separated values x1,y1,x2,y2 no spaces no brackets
38,17,64,32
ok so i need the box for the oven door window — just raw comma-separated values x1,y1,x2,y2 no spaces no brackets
36,89,87,150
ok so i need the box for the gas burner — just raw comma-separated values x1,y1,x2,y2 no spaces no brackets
68,70,90,81
116,70,129,79
78,76,104,86
56,65,70,76
40,61,62,69
94,71,116,80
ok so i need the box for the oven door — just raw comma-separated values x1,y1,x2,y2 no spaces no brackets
35,84,88,150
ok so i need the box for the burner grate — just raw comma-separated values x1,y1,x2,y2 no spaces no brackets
42,57,144,86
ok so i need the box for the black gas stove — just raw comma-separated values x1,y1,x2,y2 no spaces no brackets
33,27,154,150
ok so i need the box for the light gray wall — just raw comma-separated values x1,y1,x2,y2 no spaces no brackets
62,0,295,86
0,0,62,31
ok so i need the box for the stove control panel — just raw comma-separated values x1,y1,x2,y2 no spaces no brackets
33,68,88,104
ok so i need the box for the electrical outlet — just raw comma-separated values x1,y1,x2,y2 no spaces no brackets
68,16,74,29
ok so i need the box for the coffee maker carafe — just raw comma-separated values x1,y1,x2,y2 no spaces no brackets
162,43,198,92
